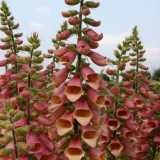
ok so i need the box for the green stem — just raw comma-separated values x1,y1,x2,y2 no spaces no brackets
9,116,19,159
4,13,18,74
74,0,84,134
27,49,33,125
135,42,139,94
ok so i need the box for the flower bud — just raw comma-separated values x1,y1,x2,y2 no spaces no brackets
0,59,8,66
62,10,78,18
84,1,100,8
81,6,90,16
83,18,101,27
68,16,79,25
65,0,80,5
0,44,10,50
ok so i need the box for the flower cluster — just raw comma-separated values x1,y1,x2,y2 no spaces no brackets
0,0,160,160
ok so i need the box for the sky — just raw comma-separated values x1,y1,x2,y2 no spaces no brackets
0,0,160,74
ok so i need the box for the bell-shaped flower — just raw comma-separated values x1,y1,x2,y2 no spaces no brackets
91,107,105,125
56,112,74,136
88,41,99,50
49,83,67,109
120,127,136,140
87,88,106,109
81,124,98,147
116,108,130,120
73,98,93,126
59,51,76,66
124,99,137,110
17,81,26,93
88,148,107,160
33,102,48,113
125,118,139,131
106,118,120,131
81,66,99,90
56,29,71,40
77,40,90,54
50,105,66,124
108,139,123,157
48,127,59,139
26,131,45,154
90,52,108,66
87,29,103,41
65,137,85,160
52,68,69,85
37,114,54,126
39,133,54,151
65,75,84,102
54,46,68,57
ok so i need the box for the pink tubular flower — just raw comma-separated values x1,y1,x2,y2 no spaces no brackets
59,51,76,66
87,29,103,41
154,134,160,148
81,125,98,147
106,118,120,131
88,39,99,49
50,105,66,124
17,81,26,93
65,137,85,160
33,102,48,113
14,117,27,128
73,98,93,126
77,40,90,54
49,83,67,109
39,133,54,151
37,114,54,126
54,46,68,57
0,87,10,99
124,99,137,110
81,66,99,90
65,75,84,102
91,107,105,125
89,148,107,160
108,139,123,157
140,120,159,134
90,52,108,66
56,112,74,136
125,118,139,131
56,29,71,40
87,88,106,109
120,127,136,140
52,68,69,85
26,131,44,154
116,108,130,120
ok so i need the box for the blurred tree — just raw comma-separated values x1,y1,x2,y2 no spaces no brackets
152,67,160,81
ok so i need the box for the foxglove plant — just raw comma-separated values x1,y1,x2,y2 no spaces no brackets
105,27,160,160
0,0,160,160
